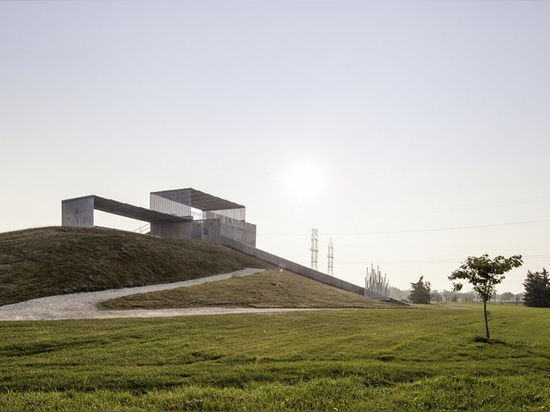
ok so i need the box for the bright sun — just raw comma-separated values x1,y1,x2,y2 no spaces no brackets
284,162,324,200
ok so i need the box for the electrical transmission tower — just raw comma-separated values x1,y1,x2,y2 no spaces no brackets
327,238,334,276
310,228,318,270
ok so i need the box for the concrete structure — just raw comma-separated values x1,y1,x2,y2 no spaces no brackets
62,188,256,247
148,189,255,245
365,264,390,300
62,188,405,304
363,264,408,305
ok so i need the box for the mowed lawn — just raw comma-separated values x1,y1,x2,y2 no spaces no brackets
98,269,395,310
1,304,549,411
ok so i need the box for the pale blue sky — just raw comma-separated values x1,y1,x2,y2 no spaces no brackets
2,0,549,293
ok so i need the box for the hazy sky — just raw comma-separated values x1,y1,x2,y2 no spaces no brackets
2,0,549,294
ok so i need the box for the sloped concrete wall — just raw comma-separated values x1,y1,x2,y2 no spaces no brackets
220,236,365,296
218,217,256,247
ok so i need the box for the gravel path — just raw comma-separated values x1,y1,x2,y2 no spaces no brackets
0,268,308,321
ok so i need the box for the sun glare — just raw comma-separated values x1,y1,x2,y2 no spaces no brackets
285,162,324,200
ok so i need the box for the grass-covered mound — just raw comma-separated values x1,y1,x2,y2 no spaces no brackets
0,226,271,306
99,269,392,310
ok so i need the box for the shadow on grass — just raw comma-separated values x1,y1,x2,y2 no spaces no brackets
473,335,506,345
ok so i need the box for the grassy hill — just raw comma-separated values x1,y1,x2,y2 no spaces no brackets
99,269,393,310
0,226,272,306
0,226,387,308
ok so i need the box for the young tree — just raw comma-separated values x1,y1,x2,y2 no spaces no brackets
409,276,431,304
449,254,523,340
523,269,550,307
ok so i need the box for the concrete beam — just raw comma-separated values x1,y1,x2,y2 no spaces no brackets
61,195,192,228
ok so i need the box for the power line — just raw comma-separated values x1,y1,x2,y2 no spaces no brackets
328,254,550,266
261,218,550,236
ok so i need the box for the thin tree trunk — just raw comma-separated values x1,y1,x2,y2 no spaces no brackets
483,300,490,340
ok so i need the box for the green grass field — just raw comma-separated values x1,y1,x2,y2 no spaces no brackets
1,304,549,411
1,227,548,410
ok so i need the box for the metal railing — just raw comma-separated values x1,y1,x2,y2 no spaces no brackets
133,223,151,234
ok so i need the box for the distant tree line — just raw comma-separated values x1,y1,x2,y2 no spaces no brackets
392,265,550,309
391,286,520,304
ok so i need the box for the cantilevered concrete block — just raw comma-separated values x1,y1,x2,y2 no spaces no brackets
62,196,95,227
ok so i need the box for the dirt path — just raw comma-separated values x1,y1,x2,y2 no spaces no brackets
0,268,310,321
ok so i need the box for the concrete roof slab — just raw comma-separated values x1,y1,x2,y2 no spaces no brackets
150,188,244,211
